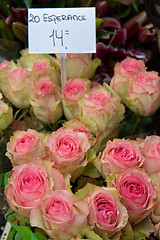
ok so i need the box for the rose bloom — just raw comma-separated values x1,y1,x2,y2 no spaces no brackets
32,58,61,86
116,168,156,224
46,127,91,180
139,135,160,174
81,84,125,135
0,99,13,131
5,68,33,109
63,118,96,147
62,77,91,120
0,60,17,95
6,129,48,166
30,190,89,240
29,76,63,123
5,162,65,216
18,52,61,86
86,187,128,238
110,57,146,97
101,138,145,174
65,53,100,79
127,71,160,116
32,58,49,72
17,49,51,71
110,57,160,116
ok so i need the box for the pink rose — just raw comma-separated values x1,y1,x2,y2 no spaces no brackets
79,84,125,152
86,187,128,238
62,77,90,104
101,138,145,174
46,127,90,180
0,60,17,95
66,53,100,79
81,85,125,134
18,52,61,86
18,51,51,70
6,129,48,165
140,135,160,174
32,58,61,86
114,57,145,78
63,118,96,147
132,72,159,94
116,169,156,224
5,162,65,215
127,71,160,116
110,57,145,97
4,68,34,109
110,57,160,116
29,76,63,124
30,190,89,240
62,77,91,120
0,99,13,131
32,59,49,72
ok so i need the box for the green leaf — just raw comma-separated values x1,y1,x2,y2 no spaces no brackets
113,5,131,19
4,171,10,188
96,31,115,39
17,109,29,121
13,108,29,121
5,208,17,223
96,18,105,29
9,224,40,240
121,222,134,240
133,217,155,239
131,0,139,12
75,183,96,199
23,0,32,8
8,228,17,240
83,163,101,178
103,82,122,99
34,232,48,240
86,148,97,163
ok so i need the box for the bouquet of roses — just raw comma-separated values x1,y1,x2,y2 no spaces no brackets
0,50,160,240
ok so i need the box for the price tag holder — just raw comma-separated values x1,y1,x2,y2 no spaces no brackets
28,7,96,54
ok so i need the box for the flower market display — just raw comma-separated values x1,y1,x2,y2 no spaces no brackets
0,0,160,239
0,47,160,240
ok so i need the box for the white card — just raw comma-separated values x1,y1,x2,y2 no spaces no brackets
28,7,96,54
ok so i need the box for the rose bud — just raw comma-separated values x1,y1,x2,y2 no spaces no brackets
5,68,33,109
65,53,100,80
29,76,63,124
62,77,91,120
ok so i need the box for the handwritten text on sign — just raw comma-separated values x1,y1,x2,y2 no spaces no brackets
28,8,96,53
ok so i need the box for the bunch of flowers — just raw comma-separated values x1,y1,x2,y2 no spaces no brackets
0,50,160,240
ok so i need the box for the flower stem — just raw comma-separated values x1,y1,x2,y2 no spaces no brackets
132,114,141,136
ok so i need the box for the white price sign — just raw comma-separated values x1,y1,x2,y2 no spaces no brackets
28,7,96,54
